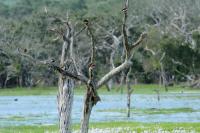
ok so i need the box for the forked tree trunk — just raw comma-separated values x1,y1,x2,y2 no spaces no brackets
57,26,75,132
80,22,101,133
58,75,75,133
50,1,146,133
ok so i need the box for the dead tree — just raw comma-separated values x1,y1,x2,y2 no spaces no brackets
121,0,147,118
126,67,133,117
18,3,146,132
106,32,122,91
56,22,75,133
45,1,146,132
79,20,101,133
19,15,87,133
45,15,81,132
144,45,167,92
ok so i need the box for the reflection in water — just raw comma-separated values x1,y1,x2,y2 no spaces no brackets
0,93,200,127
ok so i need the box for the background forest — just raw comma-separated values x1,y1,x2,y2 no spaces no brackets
0,0,200,88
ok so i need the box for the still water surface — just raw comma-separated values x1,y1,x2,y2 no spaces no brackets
0,93,200,127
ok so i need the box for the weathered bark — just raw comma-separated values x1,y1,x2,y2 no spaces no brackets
121,0,146,118
57,38,75,133
4,75,8,88
160,63,168,92
126,68,133,117
106,34,121,91
49,2,146,133
57,21,76,133
97,61,132,88
80,86,100,133
159,53,167,92
58,76,74,133
80,22,101,133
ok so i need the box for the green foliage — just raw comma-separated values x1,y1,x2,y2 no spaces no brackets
161,35,200,80
1,0,200,87
192,31,200,54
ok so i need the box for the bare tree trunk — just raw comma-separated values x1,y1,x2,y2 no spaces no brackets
18,76,23,87
4,75,8,88
58,75,74,133
80,24,100,133
57,24,75,132
80,86,98,133
105,82,112,91
156,74,161,102
126,68,133,117
119,72,125,94
57,59,75,133
160,63,168,92
47,2,146,133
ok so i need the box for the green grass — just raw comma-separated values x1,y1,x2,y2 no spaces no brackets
0,122,199,133
0,87,57,96
5,116,28,121
0,84,199,96
97,107,196,115
1,114,47,122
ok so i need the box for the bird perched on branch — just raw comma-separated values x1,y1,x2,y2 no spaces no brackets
83,19,89,26
24,48,27,53
52,17,63,24
88,63,95,79
87,63,100,104
88,63,95,69
51,59,55,63
122,7,128,12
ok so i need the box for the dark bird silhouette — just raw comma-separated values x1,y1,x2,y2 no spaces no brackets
52,17,63,24
24,48,27,53
88,63,95,69
51,59,55,63
83,19,89,26
122,7,128,12
14,98,18,101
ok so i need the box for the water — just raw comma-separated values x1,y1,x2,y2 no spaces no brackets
0,93,200,127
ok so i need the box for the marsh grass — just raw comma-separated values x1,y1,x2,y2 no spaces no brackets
0,84,199,96
0,122,199,133
97,107,196,115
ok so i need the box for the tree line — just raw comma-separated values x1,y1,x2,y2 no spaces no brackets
0,0,200,88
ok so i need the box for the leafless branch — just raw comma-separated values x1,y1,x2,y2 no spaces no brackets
87,24,96,64
159,52,166,62
74,26,87,37
130,32,147,50
122,0,129,54
97,61,132,88
122,0,147,59
51,64,88,84
144,45,156,55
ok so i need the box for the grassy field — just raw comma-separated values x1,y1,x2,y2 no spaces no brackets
0,84,199,96
97,107,196,115
0,122,200,133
